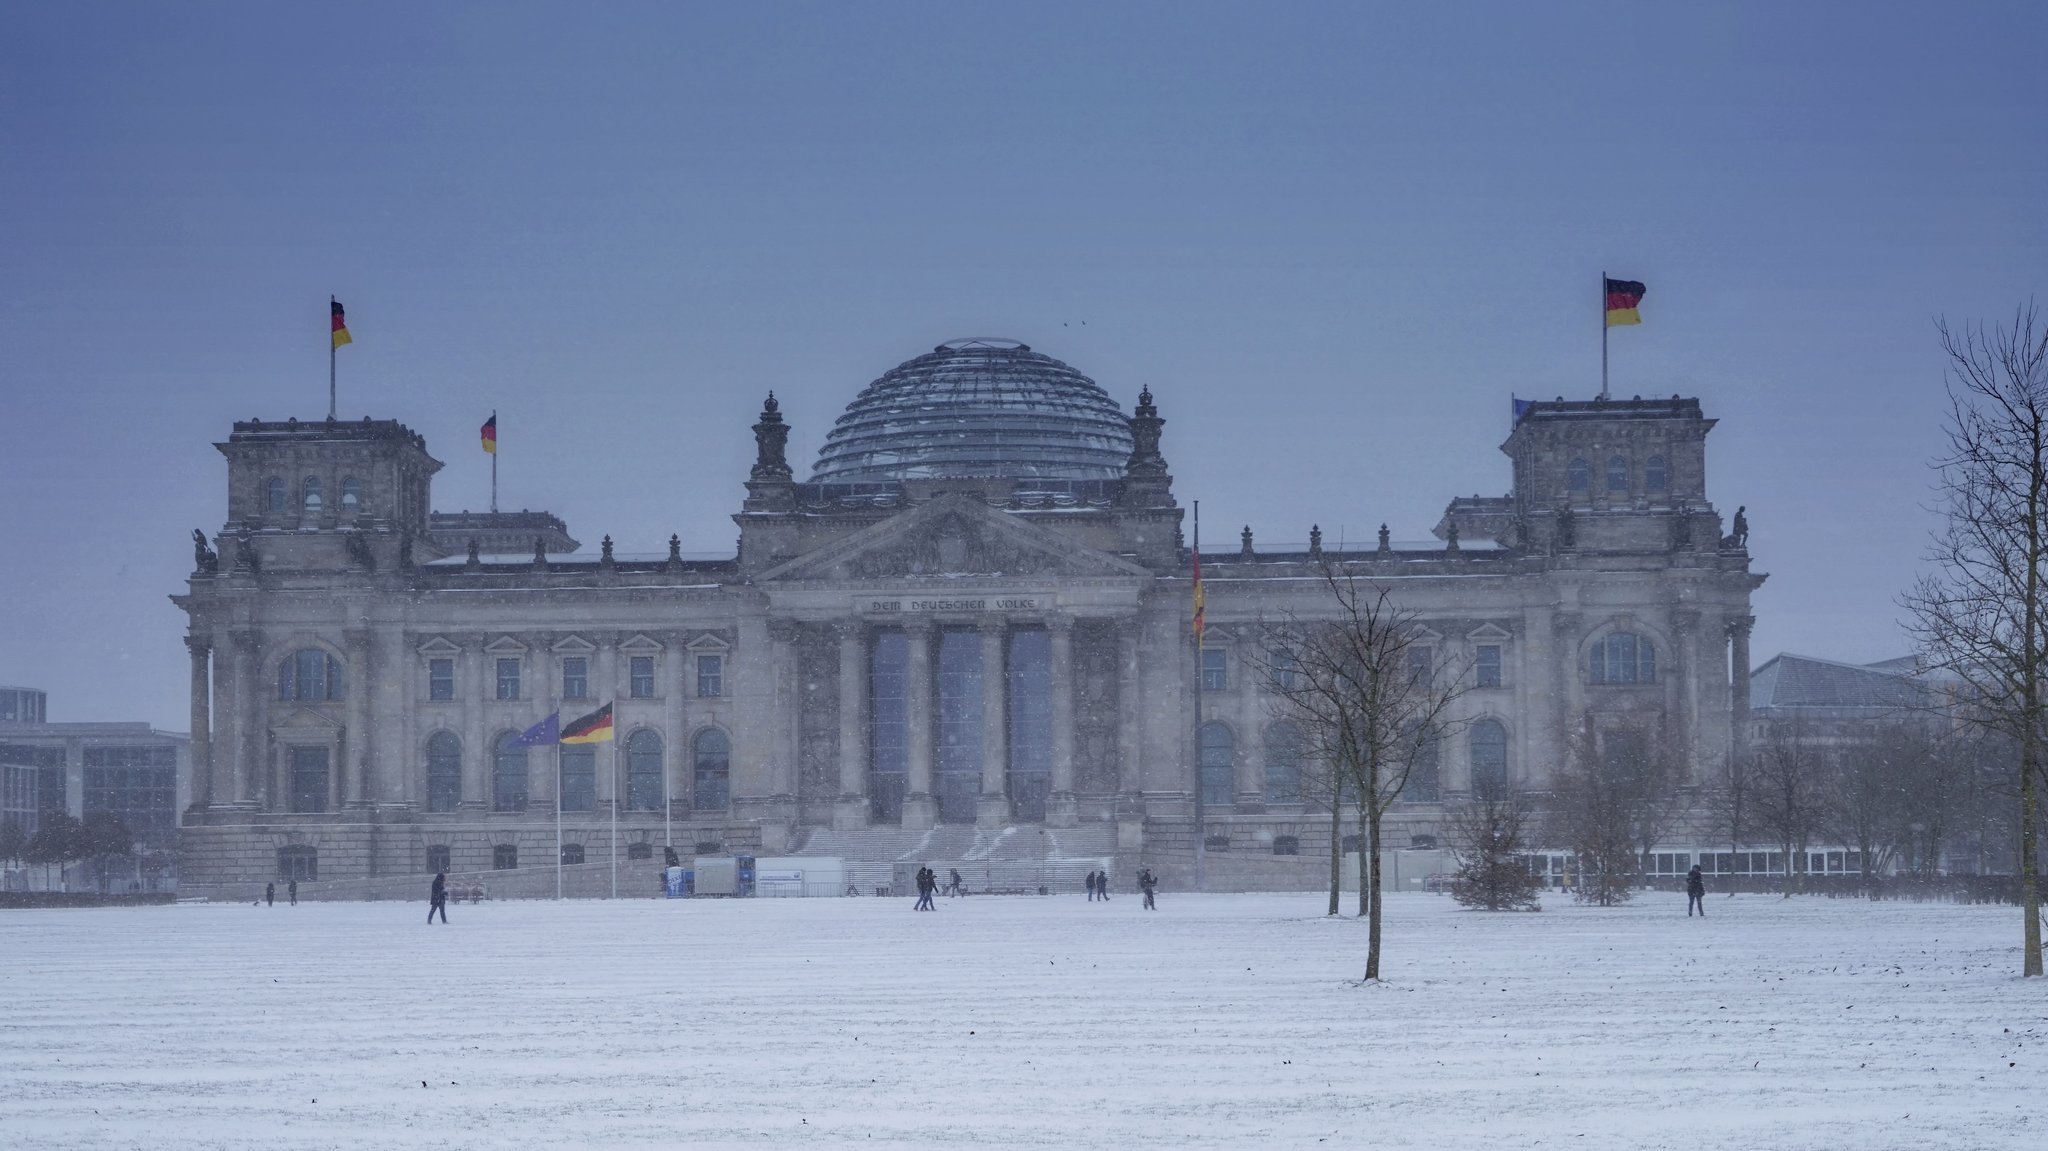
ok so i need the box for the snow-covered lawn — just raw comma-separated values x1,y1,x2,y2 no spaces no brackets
1,892,2041,1149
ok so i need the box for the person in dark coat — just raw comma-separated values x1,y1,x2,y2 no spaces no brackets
265,882,274,907
288,879,298,906
1138,868,1157,910
1097,870,1110,901
429,871,448,924
948,868,964,897
1686,864,1706,917
1084,870,1097,900
914,866,936,911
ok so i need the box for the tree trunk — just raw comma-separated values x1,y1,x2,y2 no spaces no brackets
1364,803,1384,980
1357,794,1369,918
1327,794,1341,916
2023,746,2043,976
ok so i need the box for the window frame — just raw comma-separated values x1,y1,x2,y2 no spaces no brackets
1475,644,1503,689
1200,647,1228,692
696,654,724,699
560,656,588,702
629,655,656,699
428,658,455,701
496,658,522,701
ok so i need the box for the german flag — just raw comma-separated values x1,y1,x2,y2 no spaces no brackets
1604,278,1645,327
481,413,497,455
331,299,353,348
560,703,614,744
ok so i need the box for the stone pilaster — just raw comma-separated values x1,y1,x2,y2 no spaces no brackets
1046,615,1078,827
902,620,937,829
344,628,372,808
1673,609,1701,784
459,637,487,812
186,635,212,809
835,621,869,828
977,619,1010,826
233,629,264,808
1115,618,1142,816
1728,614,1754,773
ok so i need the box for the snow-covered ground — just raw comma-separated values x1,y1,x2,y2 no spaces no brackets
1,892,2041,1149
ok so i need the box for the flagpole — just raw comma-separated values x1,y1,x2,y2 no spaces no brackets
611,738,620,899
555,749,564,900
490,412,499,514
1600,271,1609,401
328,295,338,420
1191,499,1205,892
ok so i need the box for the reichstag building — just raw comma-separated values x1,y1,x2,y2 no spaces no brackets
174,338,1763,892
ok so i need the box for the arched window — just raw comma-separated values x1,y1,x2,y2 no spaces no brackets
340,476,361,510
1199,721,1234,808
1470,719,1509,795
1588,632,1656,685
558,745,595,812
560,843,585,865
1645,455,1667,492
692,728,730,811
1264,721,1302,805
278,648,344,701
626,729,664,812
302,475,323,512
1567,458,1590,490
492,732,528,812
265,476,287,514
1606,455,1629,492
426,732,461,813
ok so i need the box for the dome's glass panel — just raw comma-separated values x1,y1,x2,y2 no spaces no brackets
809,339,1134,483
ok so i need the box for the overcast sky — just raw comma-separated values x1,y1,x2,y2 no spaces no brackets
2,2,2043,729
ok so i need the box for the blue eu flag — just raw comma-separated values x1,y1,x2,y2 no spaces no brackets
511,712,559,747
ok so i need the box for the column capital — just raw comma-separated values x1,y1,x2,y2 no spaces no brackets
1726,614,1755,639
1047,612,1077,634
185,633,212,656
903,616,937,637
977,615,1008,635
833,619,867,644
767,617,801,644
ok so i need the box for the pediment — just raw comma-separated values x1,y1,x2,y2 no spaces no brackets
551,634,597,654
1466,623,1514,643
484,636,528,656
416,637,461,657
685,633,731,653
758,493,1150,583
270,706,343,733
619,633,665,654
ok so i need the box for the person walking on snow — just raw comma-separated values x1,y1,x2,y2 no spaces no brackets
1139,868,1157,910
1084,870,1097,900
428,871,448,924
265,882,274,907
914,866,936,911
288,879,297,905
1686,864,1707,917
1097,870,1109,901
948,868,964,897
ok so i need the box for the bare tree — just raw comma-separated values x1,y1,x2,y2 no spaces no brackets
1701,745,1753,895
1264,565,1465,979
1750,720,1829,896
1902,303,2048,976
1448,786,1543,911
1546,715,1681,905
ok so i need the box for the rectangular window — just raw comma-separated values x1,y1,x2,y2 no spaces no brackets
1201,647,1227,691
559,745,597,812
428,658,455,701
696,654,723,698
1475,645,1502,689
82,744,179,845
496,659,521,701
426,845,451,873
288,746,329,814
630,655,655,699
1407,646,1433,687
561,657,587,701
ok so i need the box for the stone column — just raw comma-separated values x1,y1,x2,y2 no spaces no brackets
460,638,487,811
664,636,687,822
977,619,1010,826
1234,631,1265,813
764,620,800,839
834,621,868,829
1047,615,1078,827
211,629,242,808
233,629,264,808
1673,609,1700,785
1728,614,1754,774
344,628,372,808
902,620,937,829
186,635,212,809
1115,618,1142,813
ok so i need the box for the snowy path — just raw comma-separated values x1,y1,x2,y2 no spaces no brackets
1,892,2041,1149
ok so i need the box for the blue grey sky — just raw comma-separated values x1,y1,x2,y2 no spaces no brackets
2,2,2043,728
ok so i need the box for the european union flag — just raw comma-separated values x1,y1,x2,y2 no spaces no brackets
1512,395,1536,424
511,712,559,747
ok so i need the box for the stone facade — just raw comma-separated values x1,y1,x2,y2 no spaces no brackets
173,352,1764,893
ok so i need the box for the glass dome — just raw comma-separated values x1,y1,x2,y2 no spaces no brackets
809,339,1135,483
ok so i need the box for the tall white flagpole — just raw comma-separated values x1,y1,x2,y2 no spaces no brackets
1600,271,1610,401
611,738,620,899
555,745,564,900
